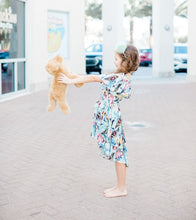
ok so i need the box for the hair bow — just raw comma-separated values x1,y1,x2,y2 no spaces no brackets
115,42,127,54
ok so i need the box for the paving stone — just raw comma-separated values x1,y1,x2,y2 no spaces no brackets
0,79,196,220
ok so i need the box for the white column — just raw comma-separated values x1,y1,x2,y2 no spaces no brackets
102,0,124,73
152,0,174,77
187,0,196,81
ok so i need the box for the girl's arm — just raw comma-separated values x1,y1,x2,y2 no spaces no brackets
57,73,102,84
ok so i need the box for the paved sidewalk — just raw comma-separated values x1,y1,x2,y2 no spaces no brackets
0,78,196,220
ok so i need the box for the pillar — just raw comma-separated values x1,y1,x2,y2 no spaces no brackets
102,0,124,73
187,0,196,81
152,0,174,77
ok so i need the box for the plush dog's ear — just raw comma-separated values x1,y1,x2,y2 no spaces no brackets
55,55,63,63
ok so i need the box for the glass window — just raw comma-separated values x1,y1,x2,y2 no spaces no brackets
17,61,25,90
0,0,25,59
1,62,14,94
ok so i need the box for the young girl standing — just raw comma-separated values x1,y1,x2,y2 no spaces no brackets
58,43,140,198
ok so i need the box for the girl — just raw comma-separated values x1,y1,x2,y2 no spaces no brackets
58,42,140,198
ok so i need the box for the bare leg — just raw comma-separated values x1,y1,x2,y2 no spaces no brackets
115,161,126,190
104,161,127,198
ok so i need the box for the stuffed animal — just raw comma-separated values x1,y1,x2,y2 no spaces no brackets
45,55,83,114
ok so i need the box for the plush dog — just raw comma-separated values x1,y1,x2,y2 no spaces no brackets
46,55,83,114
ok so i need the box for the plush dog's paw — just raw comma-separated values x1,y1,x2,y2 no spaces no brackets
47,106,55,112
74,83,84,88
61,106,70,114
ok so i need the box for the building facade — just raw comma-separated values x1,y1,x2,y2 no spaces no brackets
0,0,85,101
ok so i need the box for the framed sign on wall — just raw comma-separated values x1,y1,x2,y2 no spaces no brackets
47,10,69,59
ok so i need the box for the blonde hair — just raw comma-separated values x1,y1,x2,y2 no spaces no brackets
116,44,140,74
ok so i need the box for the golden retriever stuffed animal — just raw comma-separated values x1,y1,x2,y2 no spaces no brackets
46,55,83,114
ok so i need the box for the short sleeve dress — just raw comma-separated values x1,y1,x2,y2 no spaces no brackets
91,73,131,167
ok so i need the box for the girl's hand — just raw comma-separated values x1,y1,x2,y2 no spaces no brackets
57,73,73,84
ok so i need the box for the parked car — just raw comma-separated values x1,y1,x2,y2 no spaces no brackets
85,43,102,74
174,43,187,72
139,48,152,66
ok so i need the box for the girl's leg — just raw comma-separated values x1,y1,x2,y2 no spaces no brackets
115,161,127,190
104,161,127,198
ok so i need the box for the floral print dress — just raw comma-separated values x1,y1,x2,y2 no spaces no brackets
91,73,131,167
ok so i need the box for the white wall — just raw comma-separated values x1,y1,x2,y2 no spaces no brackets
26,0,85,92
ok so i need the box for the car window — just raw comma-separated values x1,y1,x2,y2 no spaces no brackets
86,45,94,52
94,45,102,52
140,49,152,53
174,46,187,54
86,44,102,53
